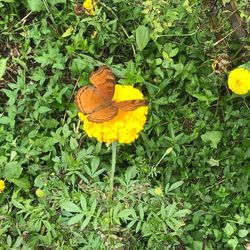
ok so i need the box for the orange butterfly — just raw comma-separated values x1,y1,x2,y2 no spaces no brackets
75,66,147,123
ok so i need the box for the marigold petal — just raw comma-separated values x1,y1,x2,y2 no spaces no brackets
83,0,95,15
0,179,6,193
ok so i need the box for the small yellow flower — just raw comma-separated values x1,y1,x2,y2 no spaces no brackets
79,84,148,144
83,0,95,15
0,179,6,193
35,188,45,198
154,187,163,196
228,68,250,95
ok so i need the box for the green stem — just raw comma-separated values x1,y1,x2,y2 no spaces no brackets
109,141,117,199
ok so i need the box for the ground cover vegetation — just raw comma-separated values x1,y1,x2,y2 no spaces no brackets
0,0,249,249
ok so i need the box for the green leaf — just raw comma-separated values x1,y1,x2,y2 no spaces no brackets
136,221,142,233
136,26,150,51
10,178,30,191
169,48,179,57
117,209,134,219
61,201,82,213
174,209,191,217
70,137,78,150
80,196,87,211
227,237,238,249
91,157,100,173
50,0,66,4
238,229,248,238
90,199,97,214
201,131,222,149
80,216,91,230
27,0,45,12
0,58,7,80
0,116,10,125
3,161,23,180
67,214,84,225
168,181,184,192
37,106,51,114
62,26,74,38
34,174,47,188
207,157,220,167
223,223,235,236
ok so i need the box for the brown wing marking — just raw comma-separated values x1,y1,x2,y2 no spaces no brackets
89,66,116,88
114,100,147,111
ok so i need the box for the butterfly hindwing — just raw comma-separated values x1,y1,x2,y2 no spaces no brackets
88,106,118,123
114,100,147,111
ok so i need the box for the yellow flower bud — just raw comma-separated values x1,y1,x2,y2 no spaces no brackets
35,188,45,198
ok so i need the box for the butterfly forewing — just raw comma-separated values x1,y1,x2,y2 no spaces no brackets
75,86,108,114
89,66,116,100
114,100,147,111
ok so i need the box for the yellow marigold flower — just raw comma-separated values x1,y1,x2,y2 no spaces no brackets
78,85,148,144
154,187,163,196
228,68,250,95
83,0,95,15
0,179,6,193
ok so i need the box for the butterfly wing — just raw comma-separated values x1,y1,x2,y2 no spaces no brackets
89,66,116,100
114,100,147,111
76,66,146,123
75,86,108,114
88,106,118,123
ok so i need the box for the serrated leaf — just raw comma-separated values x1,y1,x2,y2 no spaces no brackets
61,201,82,213
136,26,150,51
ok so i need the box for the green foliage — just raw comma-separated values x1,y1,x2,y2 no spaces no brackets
0,0,249,249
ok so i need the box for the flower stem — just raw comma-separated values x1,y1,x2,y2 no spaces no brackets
109,141,117,199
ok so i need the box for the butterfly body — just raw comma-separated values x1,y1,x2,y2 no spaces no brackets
75,66,147,123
